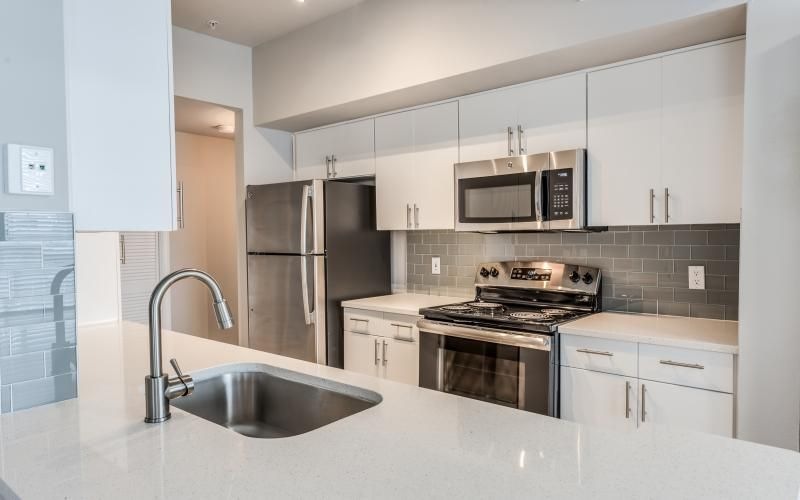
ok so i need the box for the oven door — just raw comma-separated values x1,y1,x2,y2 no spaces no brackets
454,154,549,232
418,320,558,416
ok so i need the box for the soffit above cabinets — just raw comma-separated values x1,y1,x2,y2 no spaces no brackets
171,0,365,47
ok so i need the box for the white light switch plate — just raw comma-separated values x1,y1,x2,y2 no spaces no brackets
688,266,705,290
431,256,441,275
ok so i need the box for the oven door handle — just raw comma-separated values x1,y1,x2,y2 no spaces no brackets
417,319,551,351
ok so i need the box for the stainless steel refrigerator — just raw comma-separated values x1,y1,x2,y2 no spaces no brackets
245,179,391,368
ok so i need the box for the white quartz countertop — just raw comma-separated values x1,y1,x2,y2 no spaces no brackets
341,292,464,316
559,312,739,354
1,321,797,499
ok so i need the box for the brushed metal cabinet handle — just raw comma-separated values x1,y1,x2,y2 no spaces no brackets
331,155,337,178
517,125,525,154
625,380,632,419
176,182,185,229
382,340,388,366
649,188,655,223
664,187,670,223
374,339,379,366
576,348,614,357
119,234,126,264
325,155,331,178
406,204,412,229
414,204,419,228
659,359,704,370
507,126,515,156
641,383,647,422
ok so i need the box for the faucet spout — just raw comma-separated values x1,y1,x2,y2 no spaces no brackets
145,268,234,423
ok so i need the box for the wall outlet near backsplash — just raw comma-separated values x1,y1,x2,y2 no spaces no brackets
406,225,739,320
688,266,706,290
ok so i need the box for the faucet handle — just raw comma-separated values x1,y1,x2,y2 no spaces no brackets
169,358,184,377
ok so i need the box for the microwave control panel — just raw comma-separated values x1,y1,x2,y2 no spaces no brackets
510,268,552,281
543,168,573,220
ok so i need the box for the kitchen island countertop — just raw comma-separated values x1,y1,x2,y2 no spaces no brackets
0,321,797,499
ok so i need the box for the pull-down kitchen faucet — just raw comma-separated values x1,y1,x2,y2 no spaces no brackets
144,268,235,423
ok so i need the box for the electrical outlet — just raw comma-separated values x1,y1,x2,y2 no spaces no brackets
431,256,441,275
688,266,705,290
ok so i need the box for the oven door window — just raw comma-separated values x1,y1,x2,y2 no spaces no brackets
440,336,520,408
458,172,537,223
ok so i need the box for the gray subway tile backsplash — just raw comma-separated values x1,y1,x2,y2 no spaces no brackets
406,224,739,320
0,212,76,413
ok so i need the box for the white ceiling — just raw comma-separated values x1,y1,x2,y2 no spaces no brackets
174,97,236,139
171,0,365,47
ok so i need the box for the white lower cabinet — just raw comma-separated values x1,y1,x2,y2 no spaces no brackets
343,308,420,385
639,380,733,437
560,334,734,437
561,367,638,432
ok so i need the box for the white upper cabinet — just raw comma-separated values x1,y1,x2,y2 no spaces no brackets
294,118,375,180
516,73,587,154
459,73,587,163
660,40,745,225
64,0,177,231
588,58,662,227
588,40,744,226
459,89,517,162
375,101,458,230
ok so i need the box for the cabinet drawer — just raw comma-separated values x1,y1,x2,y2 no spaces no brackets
343,309,384,336
561,334,638,377
639,344,733,393
382,312,419,343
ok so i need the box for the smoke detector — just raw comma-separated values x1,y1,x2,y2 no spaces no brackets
214,124,235,134
207,19,219,30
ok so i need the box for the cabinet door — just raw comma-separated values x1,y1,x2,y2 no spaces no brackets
517,73,587,155
382,338,419,386
413,101,458,230
330,119,375,178
343,331,380,378
661,41,744,224
65,0,176,231
587,59,662,226
639,379,733,437
459,88,517,162
295,127,335,181
375,110,415,230
560,367,637,432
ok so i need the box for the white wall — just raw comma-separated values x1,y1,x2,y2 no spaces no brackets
169,132,238,341
737,0,800,451
253,0,745,130
0,0,69,211
172,27,293,185
75,232,121,326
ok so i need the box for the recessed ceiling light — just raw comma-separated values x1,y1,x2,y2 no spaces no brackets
296,0,305,3
214,124,235,134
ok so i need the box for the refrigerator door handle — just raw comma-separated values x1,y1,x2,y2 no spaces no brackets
300,255,314,325
300,184,312,254
313,255,327,364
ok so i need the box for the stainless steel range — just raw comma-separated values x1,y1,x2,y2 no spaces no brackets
418,261,601,417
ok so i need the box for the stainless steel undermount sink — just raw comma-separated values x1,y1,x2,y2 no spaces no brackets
172,363,382,438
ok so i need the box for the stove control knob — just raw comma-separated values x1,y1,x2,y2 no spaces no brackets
568,271,581,283
582,272,594,285
490,267,499,278
479,267,490,278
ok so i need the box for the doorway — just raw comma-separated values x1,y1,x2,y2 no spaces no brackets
165,96,241,345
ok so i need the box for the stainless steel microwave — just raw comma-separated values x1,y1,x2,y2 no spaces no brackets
454,149,586,232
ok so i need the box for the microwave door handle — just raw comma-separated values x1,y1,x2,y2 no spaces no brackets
534,171,543,222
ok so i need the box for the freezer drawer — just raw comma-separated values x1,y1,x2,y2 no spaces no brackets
247,254,326,363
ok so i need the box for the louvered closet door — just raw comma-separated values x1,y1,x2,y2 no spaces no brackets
119,232,161,324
